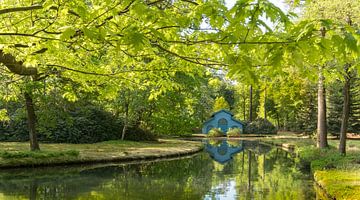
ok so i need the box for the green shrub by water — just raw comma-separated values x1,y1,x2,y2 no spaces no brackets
245,118,277,134
296,146,359,171
207,128,224,137
226,128,241,137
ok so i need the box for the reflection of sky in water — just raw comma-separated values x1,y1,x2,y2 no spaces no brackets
204,179,237,200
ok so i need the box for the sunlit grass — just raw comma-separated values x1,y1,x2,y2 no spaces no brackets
0,139,202,168
315,170,360,200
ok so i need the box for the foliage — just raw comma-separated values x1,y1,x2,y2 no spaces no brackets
207,128,224,137
212,96,230,112
245,118,277,134
226,127,242,137
0,0,359,149
123,128,157,141
0,104,123,143
296,145,360,171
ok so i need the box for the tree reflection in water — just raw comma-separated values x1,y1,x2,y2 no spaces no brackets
0,139,315,200
204,139,315,200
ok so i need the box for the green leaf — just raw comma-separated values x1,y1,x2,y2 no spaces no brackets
60,27,76,40
344,32,359,53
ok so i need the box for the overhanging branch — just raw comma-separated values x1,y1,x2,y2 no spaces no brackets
0,4,43,15
0,50,38,76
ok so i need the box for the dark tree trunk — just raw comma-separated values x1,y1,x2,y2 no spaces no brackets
24,91,40,151
249,85,253,122
243,97,246,121
339,65,351,155
317,66,328,148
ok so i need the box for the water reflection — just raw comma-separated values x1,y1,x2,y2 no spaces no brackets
205,140,243,163
0,139,316,200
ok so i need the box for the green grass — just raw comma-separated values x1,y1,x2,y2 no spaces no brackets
0,139,203,168
315,170,360,200
0,149,79,159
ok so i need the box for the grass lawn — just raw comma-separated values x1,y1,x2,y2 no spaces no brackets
0,139,203,168
315,170,360,200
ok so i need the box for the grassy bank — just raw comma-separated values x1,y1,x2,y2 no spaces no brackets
0,139,203,168
264,136,360,199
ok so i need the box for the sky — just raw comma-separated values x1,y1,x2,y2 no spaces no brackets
224,0,290,32
225,0,288,12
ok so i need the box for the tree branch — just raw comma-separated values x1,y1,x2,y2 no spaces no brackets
0,50,38,76
0,4,43,15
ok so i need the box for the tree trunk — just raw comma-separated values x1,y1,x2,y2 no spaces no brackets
317,65,328,148
264,86,267,120
24,91,40,151
249,85,253,122
243,96,246,121
339,65,351,155
121,101,129,140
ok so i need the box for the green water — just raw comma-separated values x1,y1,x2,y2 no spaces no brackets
0,139,315,199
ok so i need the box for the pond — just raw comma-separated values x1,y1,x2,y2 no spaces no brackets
0,139,315,200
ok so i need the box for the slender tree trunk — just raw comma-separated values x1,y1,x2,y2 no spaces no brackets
249,85,253,122
24,91,40,151
317,65,328,148
121,101,129,140
243,97,246,121
339,65,351,155
264,86,267,120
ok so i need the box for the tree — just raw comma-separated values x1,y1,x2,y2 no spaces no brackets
0,0,295,150
213,96,230,112
301,0,360,152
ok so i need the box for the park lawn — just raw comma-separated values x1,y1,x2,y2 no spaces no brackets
0,139,203,168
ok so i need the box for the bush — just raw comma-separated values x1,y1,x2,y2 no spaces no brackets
124,127,157,141
245,118,277,134
296,146,359,171
226,128,241,137
207,128,224,137
41,106,122,143
0,105,157,143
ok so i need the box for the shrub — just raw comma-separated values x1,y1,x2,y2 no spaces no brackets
245,118,277,134
226,128,241,137
124,127,157,141
0,105,158,143
296,146,359,171
207,128,224,137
